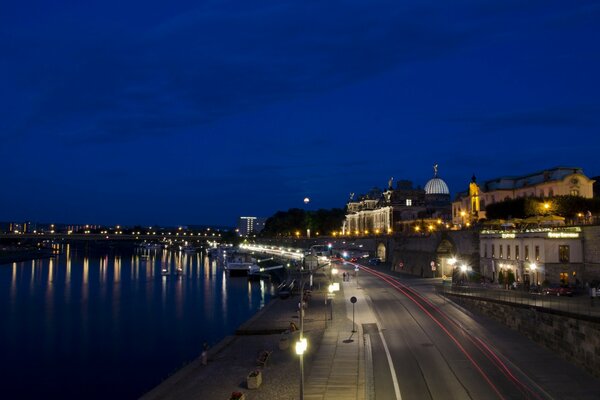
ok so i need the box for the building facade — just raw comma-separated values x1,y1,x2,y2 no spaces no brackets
452,167,595,226
479,227,584,286
237,216,266,237
345,165,451,234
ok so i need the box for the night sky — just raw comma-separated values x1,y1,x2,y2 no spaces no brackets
2,1,599,227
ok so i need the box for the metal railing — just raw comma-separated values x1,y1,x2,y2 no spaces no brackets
437,283,600,319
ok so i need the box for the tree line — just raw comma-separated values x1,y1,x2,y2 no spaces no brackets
260,208,346,237
484,195,600,220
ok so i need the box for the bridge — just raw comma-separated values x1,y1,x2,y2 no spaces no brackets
0,232,221,242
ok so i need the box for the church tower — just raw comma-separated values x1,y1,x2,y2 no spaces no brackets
469,175,480,219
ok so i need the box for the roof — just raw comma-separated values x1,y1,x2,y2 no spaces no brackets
424,177,450,195
482,167,583,191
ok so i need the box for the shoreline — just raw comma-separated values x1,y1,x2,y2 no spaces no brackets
141,271,331,400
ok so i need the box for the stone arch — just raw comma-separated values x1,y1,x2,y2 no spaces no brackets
377,242,386,262
435,237,457,279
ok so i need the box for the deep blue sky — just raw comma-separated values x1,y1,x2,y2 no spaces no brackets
1,1,599,227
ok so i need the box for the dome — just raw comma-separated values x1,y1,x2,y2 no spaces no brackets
425,178,450,195
424,163,450,195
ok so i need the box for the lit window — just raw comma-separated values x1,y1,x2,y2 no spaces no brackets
406,199,412,206
559,245,570,263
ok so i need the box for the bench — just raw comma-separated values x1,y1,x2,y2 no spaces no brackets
256,350,272,368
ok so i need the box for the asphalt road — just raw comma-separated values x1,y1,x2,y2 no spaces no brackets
341,263,600,400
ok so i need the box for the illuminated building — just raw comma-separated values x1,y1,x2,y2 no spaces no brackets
237,216,266,237
345,164,451,234
452,167,595,226
479,228,584,286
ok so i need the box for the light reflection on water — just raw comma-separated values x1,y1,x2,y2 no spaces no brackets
0,244,275,399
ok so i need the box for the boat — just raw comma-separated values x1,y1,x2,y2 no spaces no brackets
225,262,257,277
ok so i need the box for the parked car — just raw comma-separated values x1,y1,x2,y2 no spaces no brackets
543,284,573,297
368,258,381,265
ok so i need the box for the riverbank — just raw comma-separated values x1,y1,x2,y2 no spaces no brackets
142,271,331,400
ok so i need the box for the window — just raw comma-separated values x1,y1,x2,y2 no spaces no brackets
570,189,579,196
499,245,503,259
535,245,540,261
507,245,511,259
525,245,529,261
406,199,412,206
559,245,570,263
515,245,520,260
492,244,495,258
484,244,488,258
549,189,554,197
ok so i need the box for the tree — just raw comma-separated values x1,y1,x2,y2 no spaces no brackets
260,208,346,237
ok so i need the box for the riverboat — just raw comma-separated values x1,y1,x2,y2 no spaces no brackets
225,262,257,277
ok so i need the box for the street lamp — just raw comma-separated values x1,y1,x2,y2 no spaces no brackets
296,337,308,400
530,262,538,286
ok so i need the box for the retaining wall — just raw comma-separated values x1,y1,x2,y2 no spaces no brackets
447,293,600,378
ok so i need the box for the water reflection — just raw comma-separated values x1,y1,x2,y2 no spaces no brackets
2,244,275,400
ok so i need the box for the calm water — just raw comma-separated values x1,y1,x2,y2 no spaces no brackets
0,244,275,399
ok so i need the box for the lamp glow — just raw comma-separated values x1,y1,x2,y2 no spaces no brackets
296,337,308,355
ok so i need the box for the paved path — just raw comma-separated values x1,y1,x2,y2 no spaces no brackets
142,270,369,400
304,274,376,400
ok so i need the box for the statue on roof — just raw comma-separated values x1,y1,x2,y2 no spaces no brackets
433,163,439,177
388,177,394,189
349,192,355,201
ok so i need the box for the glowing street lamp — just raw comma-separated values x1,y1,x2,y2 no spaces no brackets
530,262,538,285
296,336,308,400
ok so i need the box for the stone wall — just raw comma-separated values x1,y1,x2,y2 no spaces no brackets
583,226,600,282
448,293,600,378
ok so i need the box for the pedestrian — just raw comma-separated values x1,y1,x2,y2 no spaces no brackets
343,272,347,281
201,342,209,365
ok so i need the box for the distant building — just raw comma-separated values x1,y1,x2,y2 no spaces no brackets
452,167,595,226
345,164,451,234
8,222,35,233
237,216,266,236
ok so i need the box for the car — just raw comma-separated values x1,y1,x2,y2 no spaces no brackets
349,257,358,262
543,284,573,297
368,258,381,265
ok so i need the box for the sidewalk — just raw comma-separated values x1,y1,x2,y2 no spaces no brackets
141,268,372,400
304,268,381,400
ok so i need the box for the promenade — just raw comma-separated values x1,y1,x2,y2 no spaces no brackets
142,267,371,400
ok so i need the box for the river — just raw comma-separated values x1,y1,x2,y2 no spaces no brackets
0,243,275,399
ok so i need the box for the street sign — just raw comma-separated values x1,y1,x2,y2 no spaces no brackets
350,296,357,304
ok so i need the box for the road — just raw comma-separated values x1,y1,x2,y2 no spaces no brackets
337,261,600,400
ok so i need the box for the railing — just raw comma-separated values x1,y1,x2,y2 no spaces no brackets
437,283,600,319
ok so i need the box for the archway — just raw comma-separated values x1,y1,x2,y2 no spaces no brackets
377,242,386,262
436,238,456,280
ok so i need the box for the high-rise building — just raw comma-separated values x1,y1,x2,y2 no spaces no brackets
237,216,266,236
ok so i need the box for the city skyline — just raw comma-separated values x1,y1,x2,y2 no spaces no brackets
2,1,599,226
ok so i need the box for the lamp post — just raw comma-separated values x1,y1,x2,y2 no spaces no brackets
296,337,307,400
297,258,311,400
530,262,538,286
